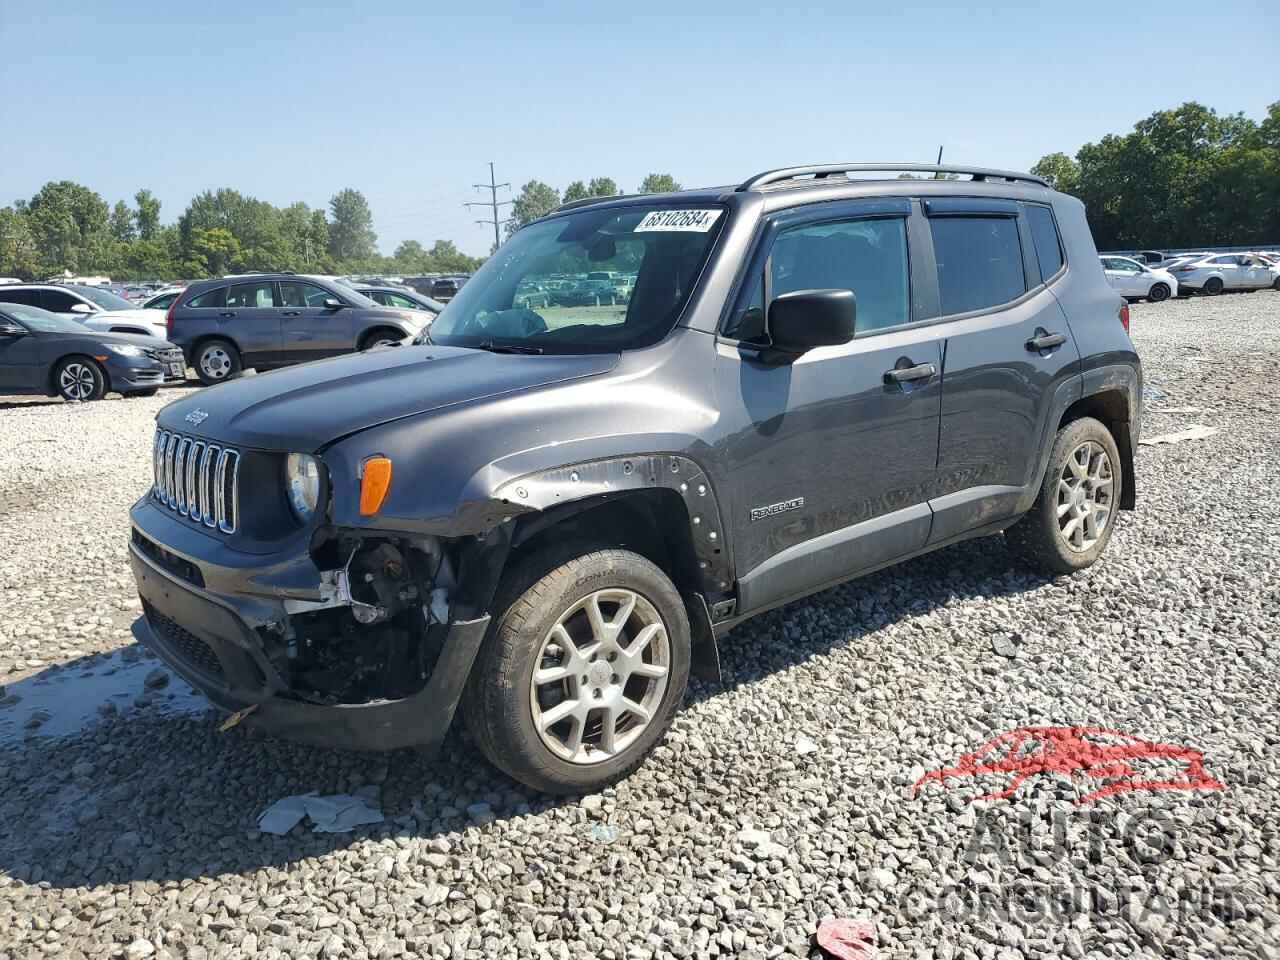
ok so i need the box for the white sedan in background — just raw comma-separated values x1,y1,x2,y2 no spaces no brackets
1099,256,1179,302
1168,253,1280,295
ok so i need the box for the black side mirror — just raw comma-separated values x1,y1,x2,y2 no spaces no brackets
323,297,345,310
763,289,856,363
0,322,25,337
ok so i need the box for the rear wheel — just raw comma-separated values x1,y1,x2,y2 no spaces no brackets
55,357,106,402
1203,277,1224,296
195,339,242,385
1147,282,1170,302
463,547,691,794
1008,417,1122,575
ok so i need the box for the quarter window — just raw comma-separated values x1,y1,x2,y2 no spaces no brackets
187,287,226,309
226,281,276,309
1025,205,1064,282
930,217,1026,315
767,217,910,335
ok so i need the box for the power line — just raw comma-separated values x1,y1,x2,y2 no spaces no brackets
465,162,513,254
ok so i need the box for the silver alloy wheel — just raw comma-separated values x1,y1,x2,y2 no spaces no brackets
529,588,671,765
58,362,97,401
1056,440,1114,552
199,345,232,380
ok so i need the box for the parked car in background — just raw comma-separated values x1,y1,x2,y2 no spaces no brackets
0,282,172,341
128,163,1141,794
1099,256,1178,301
404,276,468,301
353,285,444,318
1168,253,1279,294
0,302,183,401
166,273,427,385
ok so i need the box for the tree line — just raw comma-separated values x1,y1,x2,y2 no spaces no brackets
1032,101,1280,250
507,173,682,236
0,184,484,282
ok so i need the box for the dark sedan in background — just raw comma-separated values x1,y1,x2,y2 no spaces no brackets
0,303,183,402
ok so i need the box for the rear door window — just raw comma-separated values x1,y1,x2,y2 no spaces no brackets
187,287,226,309
0,288,42,307
930,217,1026,315
226,281,277,308
40,289,82,312
1024,204,1065,282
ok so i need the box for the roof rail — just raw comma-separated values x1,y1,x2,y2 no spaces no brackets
554,193,635,213
737,163,1049,192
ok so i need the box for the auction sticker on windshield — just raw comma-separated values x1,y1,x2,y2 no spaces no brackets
634,209,722,232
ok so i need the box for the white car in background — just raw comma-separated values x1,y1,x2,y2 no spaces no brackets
140,286,185,311
1168,253,1280,295
1099,256,1178,302
0,283,169,339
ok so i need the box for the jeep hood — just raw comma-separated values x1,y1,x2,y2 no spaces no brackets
157,344,619,450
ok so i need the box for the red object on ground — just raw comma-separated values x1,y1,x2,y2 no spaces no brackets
816,918,878,960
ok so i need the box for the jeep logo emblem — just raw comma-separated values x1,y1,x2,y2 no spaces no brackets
185,409,210,426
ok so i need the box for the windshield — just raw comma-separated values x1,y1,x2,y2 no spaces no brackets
427,203,726,353
1,303,89,333
72,286,134,310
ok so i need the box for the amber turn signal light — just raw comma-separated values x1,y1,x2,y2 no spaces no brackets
359,457,392,516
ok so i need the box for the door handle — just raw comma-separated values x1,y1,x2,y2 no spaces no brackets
1026,331,1067,352
282,311,300,317
884,361,936,384
219,311,236,318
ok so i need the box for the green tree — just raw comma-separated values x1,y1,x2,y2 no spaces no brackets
0,207,41,279
109,200,136,242
426,239,480,273
638,173,681,194
562,180,590,204
24,180,110,274
393,239,429,273
188,227,240,277
1030,152,1080,193
508,180,561,236
327,188,377,263
588,176,619,198
134,189,161,241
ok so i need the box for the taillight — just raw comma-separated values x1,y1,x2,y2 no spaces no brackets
165,297,178,338
1119,302,1130,334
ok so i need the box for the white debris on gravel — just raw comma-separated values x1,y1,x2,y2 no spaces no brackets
2,296,1279,958
258,788,385,836
1138,423,1220,445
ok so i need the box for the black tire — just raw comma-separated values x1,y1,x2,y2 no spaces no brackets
54,357,106,402
194,338,242,386
1272,277,1280,291
125,388,159,398
1147,282,1170,302
1203,277,1224,296
359,328,404,351
462,546,691,794
1007,416,1122,576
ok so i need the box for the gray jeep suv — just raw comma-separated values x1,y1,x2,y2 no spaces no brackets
166,274,424,385
129,164,1141,793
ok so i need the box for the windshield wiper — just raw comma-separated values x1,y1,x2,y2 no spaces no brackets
474,340,544,355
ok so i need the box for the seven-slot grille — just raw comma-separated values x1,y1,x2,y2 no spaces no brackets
152,429,240,533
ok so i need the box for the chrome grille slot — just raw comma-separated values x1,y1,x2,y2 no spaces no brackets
151,428,240,534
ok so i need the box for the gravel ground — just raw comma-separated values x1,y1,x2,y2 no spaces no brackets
2,294,1279,959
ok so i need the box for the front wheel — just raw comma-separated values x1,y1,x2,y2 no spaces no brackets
1007,417,1122,575
463,547,691,794
55,358,106,402
1147,282,1170,302
195,339,242,385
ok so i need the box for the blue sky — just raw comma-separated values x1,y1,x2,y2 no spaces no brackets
2,0,1276,257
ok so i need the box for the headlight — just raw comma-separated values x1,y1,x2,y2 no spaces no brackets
106,344,146,358
284,453,322,521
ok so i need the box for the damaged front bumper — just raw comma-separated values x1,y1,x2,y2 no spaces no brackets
128,497,491,752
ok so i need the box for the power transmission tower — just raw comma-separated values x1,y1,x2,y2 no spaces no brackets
466,162,513,254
